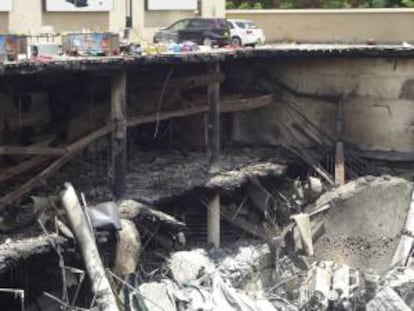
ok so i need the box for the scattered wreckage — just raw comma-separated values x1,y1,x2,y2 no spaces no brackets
0,174,413,311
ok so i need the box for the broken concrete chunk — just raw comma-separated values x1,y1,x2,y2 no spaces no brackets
114,219,141,278
139,280,178,311
367,286,411,311
291,213,314,256
168,249,215,285
309,176,323,195
313,176,414,273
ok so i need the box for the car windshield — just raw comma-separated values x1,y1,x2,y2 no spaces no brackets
215,19,229,29
167,19,189,31
235,21,258,29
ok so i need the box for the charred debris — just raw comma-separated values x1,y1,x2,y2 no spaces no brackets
0,54,413,311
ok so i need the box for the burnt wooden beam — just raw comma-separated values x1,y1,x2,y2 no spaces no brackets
207,61,221,169
0,94,273,199
110,70,127,200
127,93,275,128
128,72,225,90
0,125,112,207
0,156,49,184
0,146,66,156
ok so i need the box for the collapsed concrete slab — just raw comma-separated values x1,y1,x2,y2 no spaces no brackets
313,176,414,273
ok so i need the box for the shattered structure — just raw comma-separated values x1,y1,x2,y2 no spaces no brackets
0,45,413,310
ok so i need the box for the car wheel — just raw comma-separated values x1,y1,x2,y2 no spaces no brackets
231,37,242,47
202,37,212,47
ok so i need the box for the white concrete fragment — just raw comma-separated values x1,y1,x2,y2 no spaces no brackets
309,176,323,195
291,213,314,256
139,280,177,311
168,250,215,285
114,219,141,278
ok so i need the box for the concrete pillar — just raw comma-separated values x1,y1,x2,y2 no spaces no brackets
335,100,345,186
335,142,345,186
110,69,127,199
207,61,221,170
207,193,220,248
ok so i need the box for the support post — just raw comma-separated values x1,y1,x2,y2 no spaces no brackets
335,100,345,186
207,193,220,248
207,61,221,171
111,70,127,199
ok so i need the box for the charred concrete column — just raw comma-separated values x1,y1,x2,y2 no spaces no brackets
207,60,221,171
335,99,345,186
110,69,127,199
207,193,220,248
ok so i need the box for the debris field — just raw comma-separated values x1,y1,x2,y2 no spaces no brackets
0,46,413,311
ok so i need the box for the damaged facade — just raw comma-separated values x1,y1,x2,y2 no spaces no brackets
0,45,413,311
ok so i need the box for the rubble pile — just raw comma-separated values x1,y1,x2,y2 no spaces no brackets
131,176,414,311
1,173,414,311
135,244,294,311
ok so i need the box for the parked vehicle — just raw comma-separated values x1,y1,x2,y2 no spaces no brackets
153,18,230,47
228,19,265,47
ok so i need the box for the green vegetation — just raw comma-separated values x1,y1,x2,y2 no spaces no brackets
226,0,412,8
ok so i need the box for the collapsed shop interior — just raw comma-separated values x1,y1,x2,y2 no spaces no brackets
0,49,413,311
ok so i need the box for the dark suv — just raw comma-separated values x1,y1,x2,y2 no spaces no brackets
153,18,230,47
